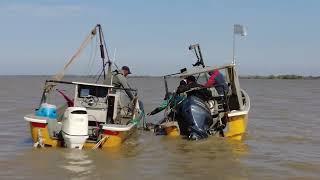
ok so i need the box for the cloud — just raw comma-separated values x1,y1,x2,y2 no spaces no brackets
0,3,84,17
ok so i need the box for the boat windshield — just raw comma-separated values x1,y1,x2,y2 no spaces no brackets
188,69,228,88
78,85,108,98
194,73,209,85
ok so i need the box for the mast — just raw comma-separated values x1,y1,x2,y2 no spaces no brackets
96,24,113,85
97,24,106,80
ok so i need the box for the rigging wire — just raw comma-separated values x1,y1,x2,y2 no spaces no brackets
84,35,95,76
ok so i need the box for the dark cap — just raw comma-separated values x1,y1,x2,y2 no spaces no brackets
122,66,131,74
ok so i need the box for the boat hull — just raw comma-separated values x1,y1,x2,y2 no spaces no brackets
29,122,60,147
162,113,248,140
26,115,139,149
225,114,248,140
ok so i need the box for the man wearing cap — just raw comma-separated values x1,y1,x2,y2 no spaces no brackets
112,66,134,100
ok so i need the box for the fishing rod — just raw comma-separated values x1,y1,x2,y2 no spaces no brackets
163,76,169,96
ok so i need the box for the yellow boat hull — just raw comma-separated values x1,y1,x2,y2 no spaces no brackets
163,113,248,140
165,126,180,137
225,114,248,140
29,122,135,149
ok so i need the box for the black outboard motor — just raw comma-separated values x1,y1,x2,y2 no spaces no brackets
176,96,213,140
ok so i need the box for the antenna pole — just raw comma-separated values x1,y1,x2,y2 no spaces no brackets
197,45,205,68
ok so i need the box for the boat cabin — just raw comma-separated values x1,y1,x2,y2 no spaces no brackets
73,81,119,125
40,80,138,126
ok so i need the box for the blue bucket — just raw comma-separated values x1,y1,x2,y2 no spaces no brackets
36,103,57,119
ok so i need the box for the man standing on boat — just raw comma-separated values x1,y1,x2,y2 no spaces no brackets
203,70,228,95
105,65,137,118
110,66,134,100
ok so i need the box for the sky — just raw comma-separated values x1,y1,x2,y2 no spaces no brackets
0,0,319,76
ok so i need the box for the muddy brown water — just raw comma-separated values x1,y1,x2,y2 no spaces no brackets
0,76,319,179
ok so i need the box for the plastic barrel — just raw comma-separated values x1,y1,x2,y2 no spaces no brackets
35,103,58,138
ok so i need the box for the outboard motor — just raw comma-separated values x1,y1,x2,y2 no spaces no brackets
61,107,88,149
177,96,212,140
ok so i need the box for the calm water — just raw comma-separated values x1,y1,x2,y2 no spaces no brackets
0,76,320,179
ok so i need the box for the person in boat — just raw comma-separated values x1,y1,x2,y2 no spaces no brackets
112,66,134,100
203,69,228,95
176,76,212,101
146,80,186,134
175,76,214,140
147,80,187,116
176,79,187,95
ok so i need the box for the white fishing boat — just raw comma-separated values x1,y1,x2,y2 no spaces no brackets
24,24,145,149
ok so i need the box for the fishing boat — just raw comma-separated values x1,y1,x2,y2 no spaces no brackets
24,24,145,149
154,44,250,140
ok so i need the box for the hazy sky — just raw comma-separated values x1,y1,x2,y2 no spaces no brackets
0,0,319,76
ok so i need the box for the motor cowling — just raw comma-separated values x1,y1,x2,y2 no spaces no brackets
176,96,213,140
62,107,88,149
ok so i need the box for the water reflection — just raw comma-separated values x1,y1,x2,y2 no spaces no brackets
61,150,94,178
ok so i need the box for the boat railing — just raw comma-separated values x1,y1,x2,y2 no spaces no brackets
162,64,235,78
45,79,138,92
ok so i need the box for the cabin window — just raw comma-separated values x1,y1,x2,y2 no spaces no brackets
78,85,108,98
80,89,90,97
196,73,209,84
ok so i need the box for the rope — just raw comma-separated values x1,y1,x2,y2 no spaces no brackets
53,26,97,82
41,26,97,95
130,108,146,126
92,135,109,150
130,117,140,125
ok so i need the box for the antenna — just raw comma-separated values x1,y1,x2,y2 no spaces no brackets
189,44,205,68
232,24,247,64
